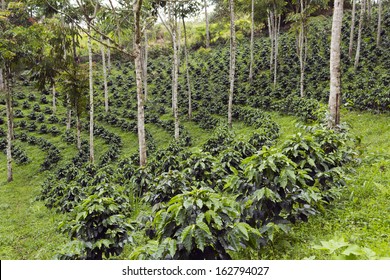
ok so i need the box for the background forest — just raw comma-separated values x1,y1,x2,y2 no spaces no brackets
0,0,389,260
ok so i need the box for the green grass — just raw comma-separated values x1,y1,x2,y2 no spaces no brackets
0,145,68,259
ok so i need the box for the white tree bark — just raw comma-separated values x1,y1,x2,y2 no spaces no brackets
52,84,56,114
268,13,274,74
377,0,382,47
329,0,344,129
76,113,81,150
158,7,180,140
172,21,180,140
2,68,13,182
249,0,254,82
182,17,192,120
101,36,109,113
228,0,236,129
106,39,111,74
66,92,72,131
134,0,147,166
299,0,306,98
348,0,356,58
273,14,281,87
204,0,210,48
88,27,95,164
354,0,366,71
143,28,148,100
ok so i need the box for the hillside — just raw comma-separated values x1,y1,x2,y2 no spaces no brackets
1,4,389,260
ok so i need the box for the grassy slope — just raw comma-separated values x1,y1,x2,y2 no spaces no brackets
1,109,389,259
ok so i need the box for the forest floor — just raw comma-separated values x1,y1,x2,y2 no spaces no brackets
0,110,389,259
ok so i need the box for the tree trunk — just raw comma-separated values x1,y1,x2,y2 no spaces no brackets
101,36,109,113
88,27,95,164
52,84,56,114
329,0,344,129
76,113,81,150
268,13,274,74
2,0,5,9
354,0,365,71
66,93,72,131
143,28,148,100
299,0,306,98
367,0,371,22
348,0,356,59
172,20,180,140
182,17,192,120
134,0,147,166
228,0,236,129
249,0,254,83
204,0,210,48
2,68,13,182
106,39,111,74
274,14,281,87
377,0,382,47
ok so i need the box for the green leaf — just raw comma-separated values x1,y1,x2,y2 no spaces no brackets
194,229,206,252
236,223,249,240
180,225,194,252
196,221,212,236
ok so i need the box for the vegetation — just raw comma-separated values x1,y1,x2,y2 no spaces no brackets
0,0,389,260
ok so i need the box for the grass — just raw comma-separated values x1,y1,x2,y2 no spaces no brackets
1,109,389,259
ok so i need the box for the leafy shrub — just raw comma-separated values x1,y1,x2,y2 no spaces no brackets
132,186,262,260
58,184,133,260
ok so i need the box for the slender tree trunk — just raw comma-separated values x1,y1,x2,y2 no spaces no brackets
354,0,366,71
367,0,371,22
249,0,254,83
299,0,306,98
66,93,72,131
101,37,109,113
2,0,5,9
76,112,81,150
88,27,94,164
204,0,210,48
274,15,281,87
329,0,344,129
172,19,180,140
52,84,56,114
377,0,382,47
143,28,148,100
268,13,274,74
2,68,13,182
348,0,356,58
106,39,111,74
182,17,192,120
134,0,147,166
228,0,236,129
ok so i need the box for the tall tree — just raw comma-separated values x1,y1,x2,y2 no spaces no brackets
100,35,109,112
267,0,282,87
377,0,382,47
0,1,43,182
354,0,366,71
329,0,344,128
348,0,356,58
0,66,13,182
76,0,99,163
134,0,147,166
227,0,236,129
249,0,255,82
158,1,180,140
204,0,210,48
